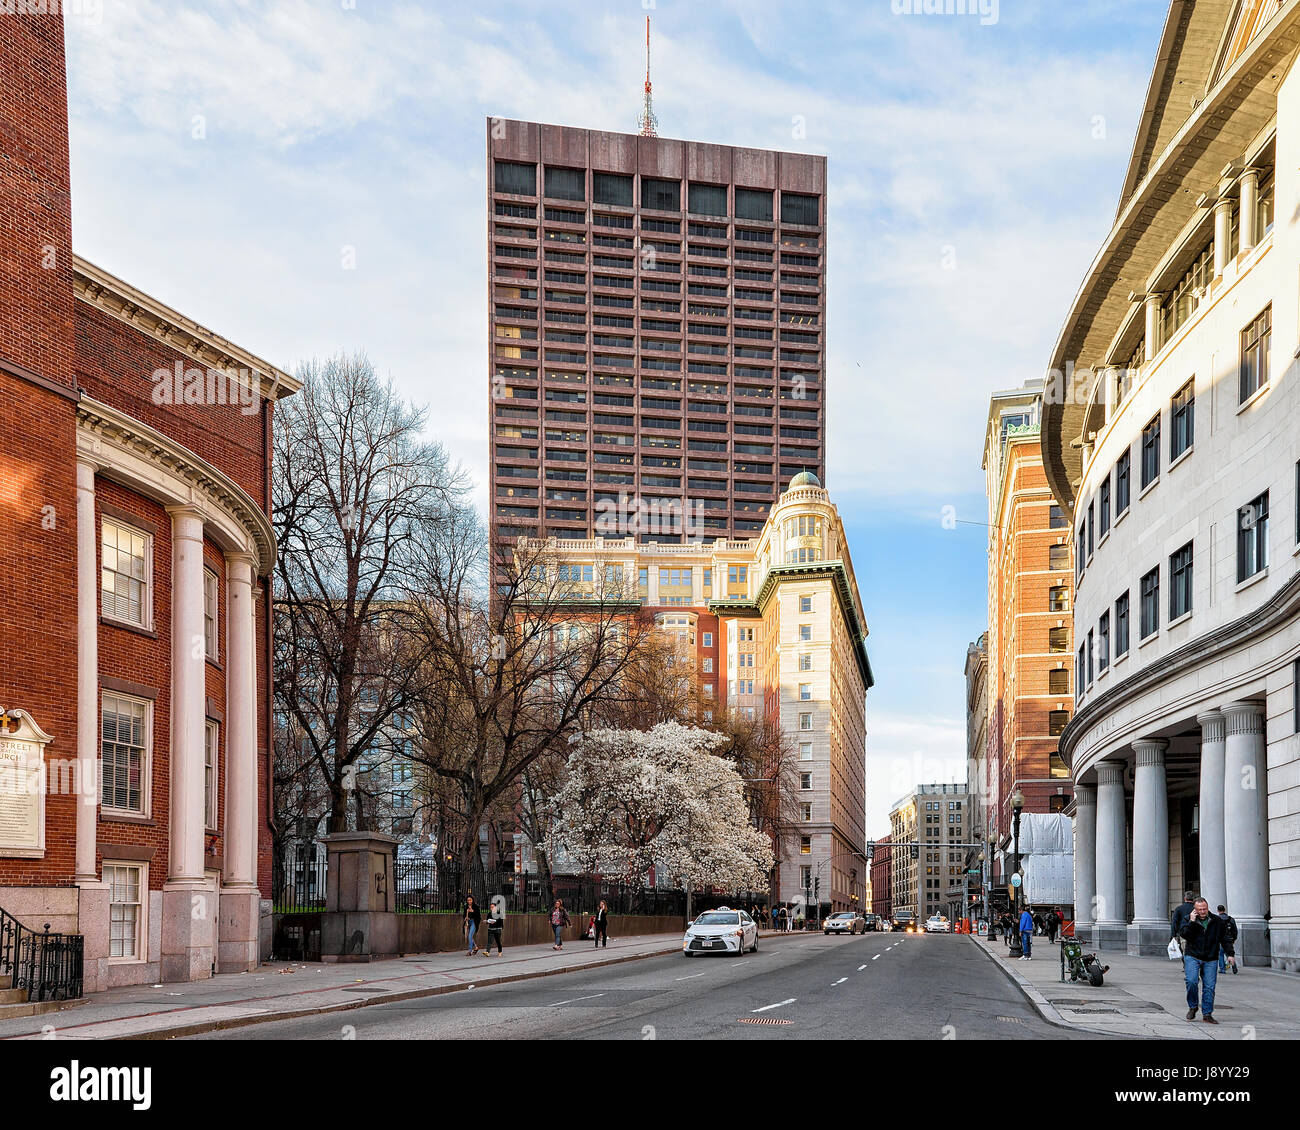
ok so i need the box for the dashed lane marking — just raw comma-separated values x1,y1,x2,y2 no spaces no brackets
872,954,880,960
551,993,606,1007
832,977,847,986
752,998,796,1013
858,964,867,971
674,973,705,982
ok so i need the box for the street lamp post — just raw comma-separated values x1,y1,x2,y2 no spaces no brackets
1008,788,1025,957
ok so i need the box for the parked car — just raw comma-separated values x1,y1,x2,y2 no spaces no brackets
823,911,865,935
924,915,951,933
683,907,759,956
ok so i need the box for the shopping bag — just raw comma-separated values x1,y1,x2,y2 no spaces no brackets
1166,937,1181,960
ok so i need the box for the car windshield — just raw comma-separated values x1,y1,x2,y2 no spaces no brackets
832,913,854,920
693,912,740,926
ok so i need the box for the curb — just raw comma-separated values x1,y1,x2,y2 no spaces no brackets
965,935,1125,1039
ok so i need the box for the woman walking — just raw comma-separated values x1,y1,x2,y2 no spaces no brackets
550,899,571,949
594,900,609,948
481,898,505,957
464,894,481,956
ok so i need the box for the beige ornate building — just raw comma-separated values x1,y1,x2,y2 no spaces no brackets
519,472,872,916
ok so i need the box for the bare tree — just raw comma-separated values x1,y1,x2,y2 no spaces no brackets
272,352,467,836
406,519,660,898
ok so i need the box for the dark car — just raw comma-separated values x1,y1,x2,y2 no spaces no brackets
862,913,880,932
892,913,919,934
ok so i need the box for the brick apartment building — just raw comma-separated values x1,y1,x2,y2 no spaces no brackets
978,381,1074,877
0,15,298,991
486,118,827,546
868,834,892,920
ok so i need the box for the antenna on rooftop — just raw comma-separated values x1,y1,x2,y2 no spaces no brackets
638,16,659,138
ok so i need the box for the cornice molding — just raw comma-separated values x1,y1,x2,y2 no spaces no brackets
76,396,277,574
72,256,301,402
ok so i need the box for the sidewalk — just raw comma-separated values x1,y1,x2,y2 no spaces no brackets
0,932,691,1041
971,933,1300,1039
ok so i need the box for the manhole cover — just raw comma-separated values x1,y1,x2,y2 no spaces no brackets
738,1016,793,1026
996,1016,1027,1025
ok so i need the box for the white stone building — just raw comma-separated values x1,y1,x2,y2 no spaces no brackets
1041,0,1300,967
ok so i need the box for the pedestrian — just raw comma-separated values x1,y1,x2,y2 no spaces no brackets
594,900,609,948
1017,904,1034,959
1045,908,1059,944
777,906,787,932
464,894,481,956
550,899,571,949
1180,897,1235,1024
1032,910,1045,936
1170,890,1196,955
1215,905,1239,975
482,898,504,957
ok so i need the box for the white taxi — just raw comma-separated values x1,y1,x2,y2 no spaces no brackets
924,915,951,933
683,907,759,956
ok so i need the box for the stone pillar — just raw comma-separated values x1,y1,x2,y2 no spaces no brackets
1072,784,1096,944
647,564,660,605
74,460,100,884
1128,739,1169,955
1213,197,1235,277
1222,700,1270,965
218,552,260,973
1094,760,1128,951
320,832,400,962
691,565,703,605
74,460,110,994
1143,293,1162,361
1239,169,1259,255
161,505,213,982
1196,710,1227,911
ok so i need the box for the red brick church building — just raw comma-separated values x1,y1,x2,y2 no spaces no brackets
0,14,298,990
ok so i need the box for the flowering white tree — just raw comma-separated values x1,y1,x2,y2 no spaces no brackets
549,722,775,899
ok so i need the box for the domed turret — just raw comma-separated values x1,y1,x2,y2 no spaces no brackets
787,471,821,489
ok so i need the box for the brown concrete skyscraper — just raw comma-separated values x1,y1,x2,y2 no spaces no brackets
487,119,826,547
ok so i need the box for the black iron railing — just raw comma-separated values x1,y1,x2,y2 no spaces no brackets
0,907,84,1002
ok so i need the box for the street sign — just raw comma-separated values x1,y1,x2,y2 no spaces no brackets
1010,874,1021,888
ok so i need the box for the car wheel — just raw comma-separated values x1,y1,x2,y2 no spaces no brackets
684,950,693,958
752,937,758,953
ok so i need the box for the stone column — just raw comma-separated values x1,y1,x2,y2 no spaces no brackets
320,832,400,962
691,564,703,605
1239,169,1259,255
218,552,260,973
1213,196,1235,277
1128,739,1169,955
1143,293,1163,361
647,564,660,605
162,505,213,982
1222,700,1269,965
1196,710,1226,911
1072,784,1096,944
74,459,110,994
1094,760,1128,951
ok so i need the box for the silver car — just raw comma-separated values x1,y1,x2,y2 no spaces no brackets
823,911,865,935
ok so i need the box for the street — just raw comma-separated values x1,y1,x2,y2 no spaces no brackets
190,932,1111,1041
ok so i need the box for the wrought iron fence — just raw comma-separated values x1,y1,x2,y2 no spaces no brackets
0,908,84,1002
272,851,329,913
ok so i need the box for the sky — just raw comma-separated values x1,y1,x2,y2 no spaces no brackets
63,0,1169,838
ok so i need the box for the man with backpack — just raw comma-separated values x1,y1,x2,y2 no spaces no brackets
1216,905,1239,975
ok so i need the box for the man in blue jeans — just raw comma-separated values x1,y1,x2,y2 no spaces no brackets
1017,906,1034,959
1179,897,1235,1024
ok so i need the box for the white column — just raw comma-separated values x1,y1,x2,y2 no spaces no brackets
647,563,660,605
1130,739,1169,928
167,506,207,883
1143,293,1162,361
1222,701,1269,926
1196,710,1227,910
1094,761,1127,942
1213,197,1234,277
691,564,703,605
1072,784,1096,938
75,460,100,884
223,553,258,888
1239,169,1259,254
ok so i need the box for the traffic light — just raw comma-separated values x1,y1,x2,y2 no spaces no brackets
865,841,875,862
814,878,820,898
910,844,919,860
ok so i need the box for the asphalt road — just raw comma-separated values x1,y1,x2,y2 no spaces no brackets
189,931,1113,1040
